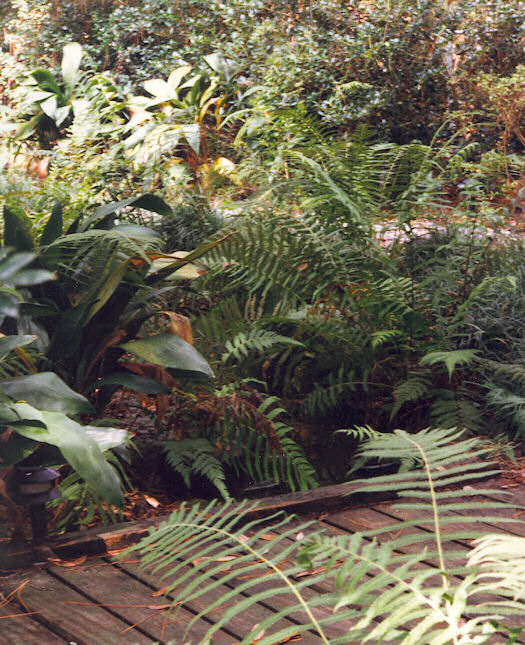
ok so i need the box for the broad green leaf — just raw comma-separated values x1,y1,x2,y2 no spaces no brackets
61,42,83,89
144,78,174,99
0,249,35,280
203,53,238,83
120,334,214,379
0,335,36,362
90,372,171,394
30,69,62,96
53,105,71,127
12,407,123,506
181,123,200,154
83,425,129,452
40,202,63,246
110,224,161,242
0,290,21,318
0,372,94,414
167,65,192,91
145,235,229,285
40,95,59,118
9,268,55,287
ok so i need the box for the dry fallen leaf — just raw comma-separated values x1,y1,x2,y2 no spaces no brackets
145,495,160,508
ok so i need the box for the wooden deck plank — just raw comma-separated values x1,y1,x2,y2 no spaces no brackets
117,558,325,644
0,602,67,645
49,558,236,645
0,569,152,645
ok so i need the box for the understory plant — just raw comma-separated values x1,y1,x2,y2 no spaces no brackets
121,426,525,644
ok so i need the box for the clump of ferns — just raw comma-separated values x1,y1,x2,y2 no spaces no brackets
120,425,525,645
161,382,318,499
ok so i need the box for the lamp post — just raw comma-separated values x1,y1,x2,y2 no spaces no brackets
15,466,61,542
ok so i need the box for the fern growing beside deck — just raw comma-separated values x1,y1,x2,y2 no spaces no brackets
119,427,525,644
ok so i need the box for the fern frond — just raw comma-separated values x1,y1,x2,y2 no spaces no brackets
391,374,431,420
420,349,479,380
120,501,340,645
163,438,230,501
301,367,357,419
221,329,303,363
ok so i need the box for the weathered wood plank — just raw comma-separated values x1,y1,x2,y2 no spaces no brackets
0,602,67,644
0,570,152,645
50,558,235,645
118,558,325,644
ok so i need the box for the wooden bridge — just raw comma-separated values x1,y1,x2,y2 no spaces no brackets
1,479,524,644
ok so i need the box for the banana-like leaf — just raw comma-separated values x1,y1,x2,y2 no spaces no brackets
10,404,123,507
0,372,95,415
120,334,214,379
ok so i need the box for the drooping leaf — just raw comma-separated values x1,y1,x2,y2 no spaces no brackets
203,53,238,83
0,250,35,281
11,406,123,506
167,65,193,91
120,334,214,379
0,372,94,415
148,251,203,281
0,434,38,468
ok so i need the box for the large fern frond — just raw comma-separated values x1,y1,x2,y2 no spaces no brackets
122,426,525,644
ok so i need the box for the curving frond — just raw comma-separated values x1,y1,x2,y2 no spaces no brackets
123,426,525,644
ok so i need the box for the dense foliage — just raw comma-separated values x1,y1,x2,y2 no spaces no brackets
0,0,524,529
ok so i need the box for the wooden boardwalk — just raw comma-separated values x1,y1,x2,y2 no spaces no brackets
1,480,524,644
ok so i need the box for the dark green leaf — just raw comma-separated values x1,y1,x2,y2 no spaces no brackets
120,334,214,379
0,372,94,414
11,405,123,506
40,202,63,246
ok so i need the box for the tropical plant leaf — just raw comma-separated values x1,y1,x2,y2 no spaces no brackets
40,202,63,246
0,372,94,415
120,334,214,379
9,404,123,506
